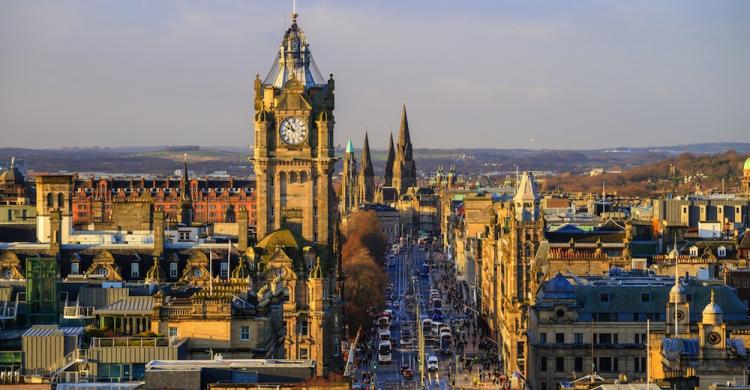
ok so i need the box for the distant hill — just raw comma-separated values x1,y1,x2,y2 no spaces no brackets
541,150,748,197
0,143,747,179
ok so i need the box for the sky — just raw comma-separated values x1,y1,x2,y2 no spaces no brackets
1,1,749,150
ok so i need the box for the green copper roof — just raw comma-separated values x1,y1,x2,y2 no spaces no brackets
744,156,750,170
346,139,354,154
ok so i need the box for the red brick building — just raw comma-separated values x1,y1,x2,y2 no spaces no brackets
71,176,256,226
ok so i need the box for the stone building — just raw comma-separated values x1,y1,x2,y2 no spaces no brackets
529,273,748,390
249,10,342,375
391,105,417,196
339,140,358,218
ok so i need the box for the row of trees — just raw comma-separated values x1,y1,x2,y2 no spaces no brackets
341,210,390,332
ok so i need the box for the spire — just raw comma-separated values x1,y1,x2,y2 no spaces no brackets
384,132,395,186
361,132,374,177
398,104,413,160
346,139,354,154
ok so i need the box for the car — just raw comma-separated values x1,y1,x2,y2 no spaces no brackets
378,341,392,364
400,329,412,346
431,310,444,322
401,366,414,380
427,355,439,371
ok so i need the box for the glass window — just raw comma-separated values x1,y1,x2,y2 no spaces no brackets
71,262,79,275
641,293,650,303
220,261,229,278
574,333,583,344
299,348,308,359
131,263,139,278
540,357,547,372
555,333,564,344
600,293,609,303
539,333,547,344
598,357,612,372
300,321,308,336
169,327,177,338
240,326,250,341
574,357,583,372
170,262,178,278
555,357,564,372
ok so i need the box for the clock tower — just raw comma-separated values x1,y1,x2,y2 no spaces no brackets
252,11,335,245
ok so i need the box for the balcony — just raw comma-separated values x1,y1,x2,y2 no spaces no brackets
88,337,188,365
63,305,95,319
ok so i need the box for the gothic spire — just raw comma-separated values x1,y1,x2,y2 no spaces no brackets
398,104,413,161
384,132,395,187
361,132,374,178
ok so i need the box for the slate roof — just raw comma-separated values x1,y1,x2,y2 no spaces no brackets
95,296,154,316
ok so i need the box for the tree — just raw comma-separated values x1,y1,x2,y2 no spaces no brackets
341,210,390,331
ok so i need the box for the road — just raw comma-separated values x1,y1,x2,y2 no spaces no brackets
368,243,457,390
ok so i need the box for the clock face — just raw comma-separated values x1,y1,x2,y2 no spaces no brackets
707,331,722,345
676,309,685,322
280,117,308,145
194,268,203,278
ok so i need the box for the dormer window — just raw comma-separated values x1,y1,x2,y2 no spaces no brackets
689,246,699,257
717,246,727,258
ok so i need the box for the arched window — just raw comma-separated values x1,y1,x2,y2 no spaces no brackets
47,193,54,208
57,193,65,209
717,246,727,258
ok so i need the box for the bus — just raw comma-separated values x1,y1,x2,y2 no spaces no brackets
439,332,452,354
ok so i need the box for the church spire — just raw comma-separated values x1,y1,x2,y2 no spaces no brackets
359,132,375,204
398,104,413,161
361,132,374,178
384,132,395,187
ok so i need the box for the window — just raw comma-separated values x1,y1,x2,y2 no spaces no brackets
574,333,583,344
613,333,618,344
717,246,726,257
57,193,64,208
539,333,547,344
641,293,650,303
170,262,178,278
540,357,547,372
240,326,250,341
598,357,612,372
47,193,53,208
555,333,565,344
6,209,11,221
600,293,609,303
71,262,80,274
574,357,583,372
99,268,109,276
131,263,139,278
613,357,619,372
635,357,646,373
220,261,228,278
555,357,564,372
168,327,177,338
597,333,612,344
299,348,309,359
299,321,308,336
179,231,191,241
689,246,698,256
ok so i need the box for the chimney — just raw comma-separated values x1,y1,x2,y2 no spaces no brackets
238,208,249,252
49,210,61,256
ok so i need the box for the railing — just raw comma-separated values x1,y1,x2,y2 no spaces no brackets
0,293,21,321
49,349,89,383
63,305,95,319
91,337,170,348
159,307,192,317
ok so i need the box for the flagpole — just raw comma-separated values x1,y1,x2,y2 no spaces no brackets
209,250,213,295
647,319,650,388
228,238,232,282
